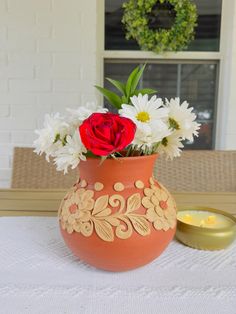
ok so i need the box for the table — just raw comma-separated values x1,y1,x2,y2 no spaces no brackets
0,217,236,314
1,189,236,217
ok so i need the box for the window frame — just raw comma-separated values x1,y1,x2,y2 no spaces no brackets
96,0,231,149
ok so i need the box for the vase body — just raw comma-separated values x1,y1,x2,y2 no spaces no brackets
59,154,177,271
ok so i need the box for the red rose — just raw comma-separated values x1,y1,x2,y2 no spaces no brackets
79,113,136,156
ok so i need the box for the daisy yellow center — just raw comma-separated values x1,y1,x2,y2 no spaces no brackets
53,133,60,143
169,117,180,130
162,137,168,147
136,111,150,123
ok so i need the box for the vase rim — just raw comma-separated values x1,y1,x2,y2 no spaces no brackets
85,153,158,163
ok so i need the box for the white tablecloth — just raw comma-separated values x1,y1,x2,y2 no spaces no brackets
0,217,236,314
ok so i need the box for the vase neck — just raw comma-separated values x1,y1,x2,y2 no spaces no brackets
79,155,158,184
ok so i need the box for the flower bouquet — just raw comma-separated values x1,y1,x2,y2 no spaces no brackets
34,64,200,271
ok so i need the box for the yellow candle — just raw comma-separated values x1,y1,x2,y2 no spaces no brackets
177,210,235,229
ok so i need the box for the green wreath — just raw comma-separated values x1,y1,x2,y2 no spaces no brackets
122,0,197,54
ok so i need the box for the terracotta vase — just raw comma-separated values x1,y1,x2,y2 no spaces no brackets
59,154,177,271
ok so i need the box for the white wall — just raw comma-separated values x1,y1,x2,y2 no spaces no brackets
0,0,97,187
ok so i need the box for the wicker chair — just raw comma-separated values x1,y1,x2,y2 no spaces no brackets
11,147,236,192
11,147,77,189
155,150,236,192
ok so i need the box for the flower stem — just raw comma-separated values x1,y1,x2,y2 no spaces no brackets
126,146,132,157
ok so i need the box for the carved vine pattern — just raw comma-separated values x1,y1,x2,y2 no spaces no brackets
59,178,177,242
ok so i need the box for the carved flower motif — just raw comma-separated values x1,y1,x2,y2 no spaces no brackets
142,181,176,231
60,188,94,235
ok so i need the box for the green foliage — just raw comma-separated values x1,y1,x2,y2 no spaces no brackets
95,64,157,109
122,0,198,54
126,66,140,99
133,88,157,96
130,64,146,94
94,85,123,109
105,78,126,95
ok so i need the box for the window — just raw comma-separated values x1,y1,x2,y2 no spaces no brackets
99,0,223,149
104,60,217,149
105,0,222,51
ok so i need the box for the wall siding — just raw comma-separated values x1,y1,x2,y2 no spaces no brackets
0,0,97,187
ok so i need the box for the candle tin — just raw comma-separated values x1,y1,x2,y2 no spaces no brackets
176,207,236,250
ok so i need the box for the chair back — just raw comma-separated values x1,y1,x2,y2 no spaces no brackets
11,147,77,189
155,150,236,192
11,148,236,192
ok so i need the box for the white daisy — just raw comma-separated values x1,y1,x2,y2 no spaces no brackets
33,113,72,161
67,102,108,127
132,121,172,151
119,94,170,149
119,94,169,125
54,132,87,174
157,132,184,160
165,98,200,141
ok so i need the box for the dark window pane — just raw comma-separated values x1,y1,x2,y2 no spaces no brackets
180,63,217,149
104,61,218,149
105,0,222,51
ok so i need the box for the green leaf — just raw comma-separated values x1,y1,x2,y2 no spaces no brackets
121,95,128,104
106,78,125,95
95,86,122,109
85,151,97,158
130,64,146,94
125,66,140,99
133,88,157,96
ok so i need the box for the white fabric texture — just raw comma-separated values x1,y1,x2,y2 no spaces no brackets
0,217,236,314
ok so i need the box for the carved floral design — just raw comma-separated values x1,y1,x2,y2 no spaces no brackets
114,182,125,192
94,182,104,191
143,181,176,231
60,188,94,235
59,178,176,242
